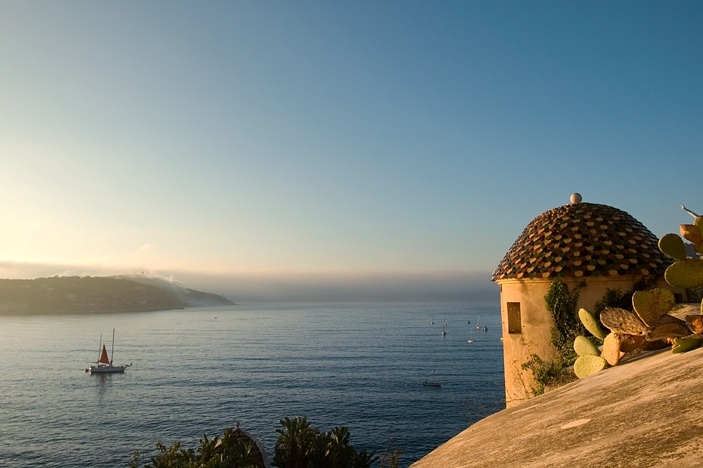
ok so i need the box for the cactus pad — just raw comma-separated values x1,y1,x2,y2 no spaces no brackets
695,215,703,231
671,335,703,354
646,321,690,342
664,259,703,289
578,308,606,340
680,224,703,244
659,233,687,261
685,315,703,334
573,335,600,356
658,314,687,326
601,333,623,366
643,339,671,351
574,355,608,379
600,307,649,336
619,334,645,352
632,288,675,327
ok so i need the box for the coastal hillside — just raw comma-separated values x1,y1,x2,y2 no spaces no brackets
115,275,234,308
0,276,234,314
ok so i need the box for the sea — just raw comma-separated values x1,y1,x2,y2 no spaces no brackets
0,302,505,467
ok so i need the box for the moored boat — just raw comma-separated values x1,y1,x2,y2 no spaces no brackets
86,329,131,374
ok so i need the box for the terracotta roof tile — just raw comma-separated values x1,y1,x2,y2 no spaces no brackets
492,202,671,282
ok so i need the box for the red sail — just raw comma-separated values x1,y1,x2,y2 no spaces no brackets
99,344,110,364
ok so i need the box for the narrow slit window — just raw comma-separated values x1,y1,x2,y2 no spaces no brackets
507,302,521,334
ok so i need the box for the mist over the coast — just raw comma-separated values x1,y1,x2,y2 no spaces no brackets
0,261,497,303
176,270,499,303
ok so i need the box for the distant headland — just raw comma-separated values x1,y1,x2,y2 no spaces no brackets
0,275,234,314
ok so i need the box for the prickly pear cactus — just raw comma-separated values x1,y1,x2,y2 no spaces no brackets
574,335,600,356
601,333,623,366
671,335,703,354
661,205,703,290
657,205,703,353
680,224,703,244
619,334,645,353
659,233,687,261
665,259,703,289
578,308,606,340
685,315,703,334
646,321,690,342
574,355,608,379
632,288,675,328
600,307,649,336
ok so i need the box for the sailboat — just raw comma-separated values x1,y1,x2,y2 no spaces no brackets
85,329,131,374
441,320,447,336
423,369,441,387
476,316,481,330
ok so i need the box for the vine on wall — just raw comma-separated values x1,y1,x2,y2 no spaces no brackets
521,279,584,395
545,278,586,357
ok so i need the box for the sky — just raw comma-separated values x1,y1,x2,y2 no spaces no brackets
0,1,701,301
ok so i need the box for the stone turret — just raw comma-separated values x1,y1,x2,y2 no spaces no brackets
492,194,674,406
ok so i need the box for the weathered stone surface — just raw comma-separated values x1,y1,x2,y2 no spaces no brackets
600,307,649,336
411,348,703,468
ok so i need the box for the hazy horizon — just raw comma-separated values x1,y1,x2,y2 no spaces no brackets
0,260,498,303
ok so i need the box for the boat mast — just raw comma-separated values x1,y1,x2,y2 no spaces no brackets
97,333,103,363
110,328,115,365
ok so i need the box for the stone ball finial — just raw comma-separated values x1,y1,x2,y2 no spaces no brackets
570,193,582,204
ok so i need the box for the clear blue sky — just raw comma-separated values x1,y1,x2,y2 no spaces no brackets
0,1,701,300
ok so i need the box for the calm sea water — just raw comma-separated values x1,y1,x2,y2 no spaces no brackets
0,302,504,467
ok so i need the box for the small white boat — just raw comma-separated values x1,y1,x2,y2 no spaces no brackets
85,329,131,374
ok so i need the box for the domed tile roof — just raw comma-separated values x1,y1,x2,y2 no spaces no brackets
492,200,671,281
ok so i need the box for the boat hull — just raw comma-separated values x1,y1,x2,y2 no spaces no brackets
86,365,127,374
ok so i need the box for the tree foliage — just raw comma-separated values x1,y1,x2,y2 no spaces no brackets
130,417,381,468
272,417,377,468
